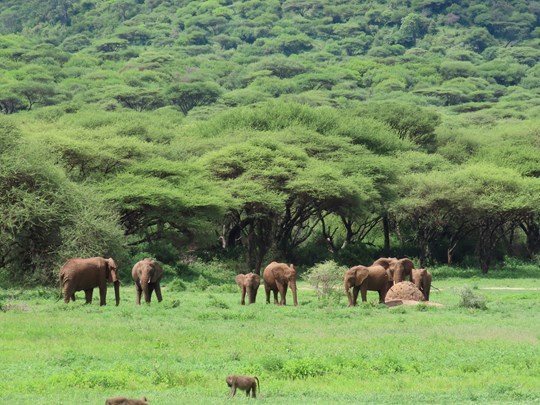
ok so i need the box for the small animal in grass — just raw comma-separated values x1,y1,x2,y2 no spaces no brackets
226,375,260,398
105,396,148,405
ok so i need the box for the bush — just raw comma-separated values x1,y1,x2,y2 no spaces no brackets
167,278,187,292
458,286,487,310
303,260,347,301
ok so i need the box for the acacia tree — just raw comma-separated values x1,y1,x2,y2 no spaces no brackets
452,165,538,272
100,158,229,256
167,82,223,115
0,124,124,283
393,169,473,266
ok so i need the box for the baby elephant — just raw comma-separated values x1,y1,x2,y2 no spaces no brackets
226,375,260,398
105,397,148,405
235,272,261,305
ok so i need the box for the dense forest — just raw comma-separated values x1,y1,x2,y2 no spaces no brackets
0,0,539,284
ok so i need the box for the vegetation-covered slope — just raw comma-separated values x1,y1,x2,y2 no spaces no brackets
0,0,539,283
1,0,539,117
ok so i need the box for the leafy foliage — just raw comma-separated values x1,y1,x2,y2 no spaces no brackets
0,0,540,281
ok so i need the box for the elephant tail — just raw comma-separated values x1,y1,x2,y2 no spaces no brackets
255,376,260,393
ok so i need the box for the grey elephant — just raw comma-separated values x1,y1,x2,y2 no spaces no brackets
263,262,298,306
131,258,163,304
344,264,389,306
235,272,260,305
373,257,414,284
59,257,120,306
411,268,432,301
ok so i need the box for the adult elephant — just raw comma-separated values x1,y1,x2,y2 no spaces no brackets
59,257,120,306
373,257,414,284
235,272,260,305
263,262,298,306
411,268,432,301
344,264,389,306
132,258,163,305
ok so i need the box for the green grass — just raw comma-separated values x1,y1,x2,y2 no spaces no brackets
1,276,539,404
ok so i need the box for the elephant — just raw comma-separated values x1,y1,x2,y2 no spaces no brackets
235,272,260,305
373,257,414,284
59,257,120,306
131,258,163,305
411,268,432,301
344,264,389,306
263,262,298,306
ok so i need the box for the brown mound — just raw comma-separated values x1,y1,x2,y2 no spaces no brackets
385,281,424,302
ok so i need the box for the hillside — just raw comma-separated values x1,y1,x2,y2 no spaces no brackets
0,0,539,283
0,0,539,118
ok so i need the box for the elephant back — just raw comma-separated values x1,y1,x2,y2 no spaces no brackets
59,257,104,286
263,262,294,285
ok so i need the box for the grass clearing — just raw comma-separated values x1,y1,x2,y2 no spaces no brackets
1,276,539,404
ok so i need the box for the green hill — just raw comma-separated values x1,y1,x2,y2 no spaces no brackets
0,0,539,283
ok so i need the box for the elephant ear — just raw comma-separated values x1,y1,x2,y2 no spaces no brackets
401,258,414,271
105,258,118,282
271,265,287,283
356,266,369,281
150,261,163,283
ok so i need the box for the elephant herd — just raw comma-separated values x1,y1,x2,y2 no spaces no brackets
59,255,430,308
344,257,432,307
59,256,163,306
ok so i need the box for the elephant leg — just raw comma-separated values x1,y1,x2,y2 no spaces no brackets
154,283,163,303
71,293,76,302
135,282,142,305
360,287,368,302
84,289,93,304
99,285,107,306
423,281,431,301
241,286,246,305
265,285,271,304
352,286,360,306
280,284,288,305
378,289,385,303
272,289,279,305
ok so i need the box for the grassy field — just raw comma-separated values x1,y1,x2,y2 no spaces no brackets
1,271,539,404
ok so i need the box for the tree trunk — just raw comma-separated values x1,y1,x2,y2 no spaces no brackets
382,213,390,255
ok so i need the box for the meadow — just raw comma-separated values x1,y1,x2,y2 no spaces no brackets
1,270,539,405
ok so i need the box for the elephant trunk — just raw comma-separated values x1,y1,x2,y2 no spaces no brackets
246,286,254,304
141,276,151,303
113,280,120,306
290,279,298,306
394,268,403,283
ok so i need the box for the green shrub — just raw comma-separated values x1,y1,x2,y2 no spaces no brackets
195,275,210,291
458,286,487,310
303,260,348,301
167,278,187,292
282,357,329,379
